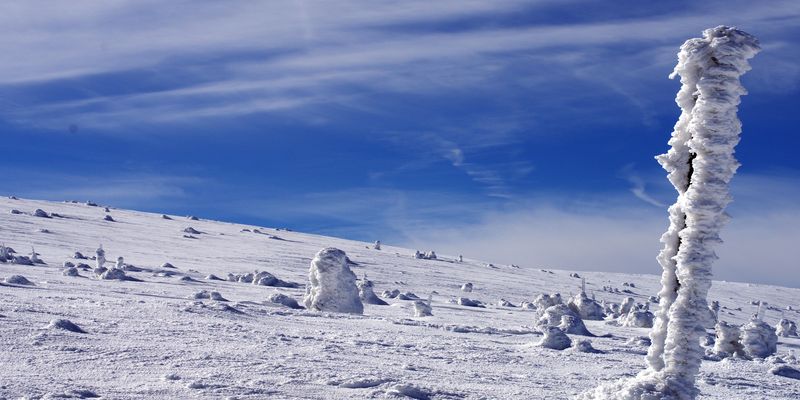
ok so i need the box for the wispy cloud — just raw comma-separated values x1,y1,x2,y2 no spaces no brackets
2,1,799,131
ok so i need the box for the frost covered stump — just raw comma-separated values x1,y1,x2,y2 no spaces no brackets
303,248,363,314
581,26,760,400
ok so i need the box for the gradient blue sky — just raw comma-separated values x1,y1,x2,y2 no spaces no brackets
2,1,799,287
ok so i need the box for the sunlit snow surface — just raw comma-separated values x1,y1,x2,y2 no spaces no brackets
1,197,798,399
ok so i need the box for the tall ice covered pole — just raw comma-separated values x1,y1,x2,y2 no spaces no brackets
581,26,760,400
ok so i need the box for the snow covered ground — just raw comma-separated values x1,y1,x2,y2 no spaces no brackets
1,197,798,399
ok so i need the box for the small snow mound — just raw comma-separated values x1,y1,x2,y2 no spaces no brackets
358,278,388,305
183,227,202,234
558,314,594,336
714,321,745,358
63,267,80,277
4,275,34,285
568,292,605,320
162,373,181,381
771,365,800,380
34,209,50,218
304,248,363,314
161,262,176,269
381,289,401,299
572,339,600,353
103,215,115,222
776,319,797,337
620,310,655,328
396,292,420,301
413,300,432,317
537,326,571,350
626,336,651,347
497,299,516,307
48,319,87,334
741,318,778,359
268,293,303,309
99,268,128,281
456,297,484,308
193,290,227,301
385,383,432,400
461,282,473,293
205,274,223,281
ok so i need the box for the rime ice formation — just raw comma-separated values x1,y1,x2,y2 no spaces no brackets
568,292,605,320
740,318,778,359
303,248,363,314
776,319,797,337
621,309,655,329
413,298,433,317
95,245,106,269
580,26,760,400
537,326,571,350
357,277,388,305
713,321,745,358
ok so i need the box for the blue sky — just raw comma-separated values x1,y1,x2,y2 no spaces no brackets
2,1,799,287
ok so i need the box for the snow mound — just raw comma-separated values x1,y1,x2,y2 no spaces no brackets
713,321,745,358
193,290,227,301
99,268,133,281
620,310,655,328
771,365,800,380
48,319,87,334
413,300,432,317
533,293,562,309
537,326,571,350
268,293,303,309
776,319,797,337
456,297,484,308
573,339,601,353
303,248,363,314
385,383,433,399
461,282,473,293
358,278,388,305
252,270,298,287
568,292,605,320
183,227,202,235
63,267,80,277
381,289,401,299
34,208,50,218
559,314,594,336
205,274,223,281
4,275,34,285
741,318,778,359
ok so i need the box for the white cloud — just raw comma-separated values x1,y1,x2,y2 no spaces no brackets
399,173,800,288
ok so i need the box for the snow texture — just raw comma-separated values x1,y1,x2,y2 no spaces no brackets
2,195,799,399
303,247,363,314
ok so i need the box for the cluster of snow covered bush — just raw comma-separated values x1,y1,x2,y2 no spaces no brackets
413,250,437,260
0,244,46,266
227,270,298,288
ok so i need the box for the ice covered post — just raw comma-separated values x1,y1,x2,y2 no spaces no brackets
581,26,759,400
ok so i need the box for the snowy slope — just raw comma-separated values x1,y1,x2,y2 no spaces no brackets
1,197,798,399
